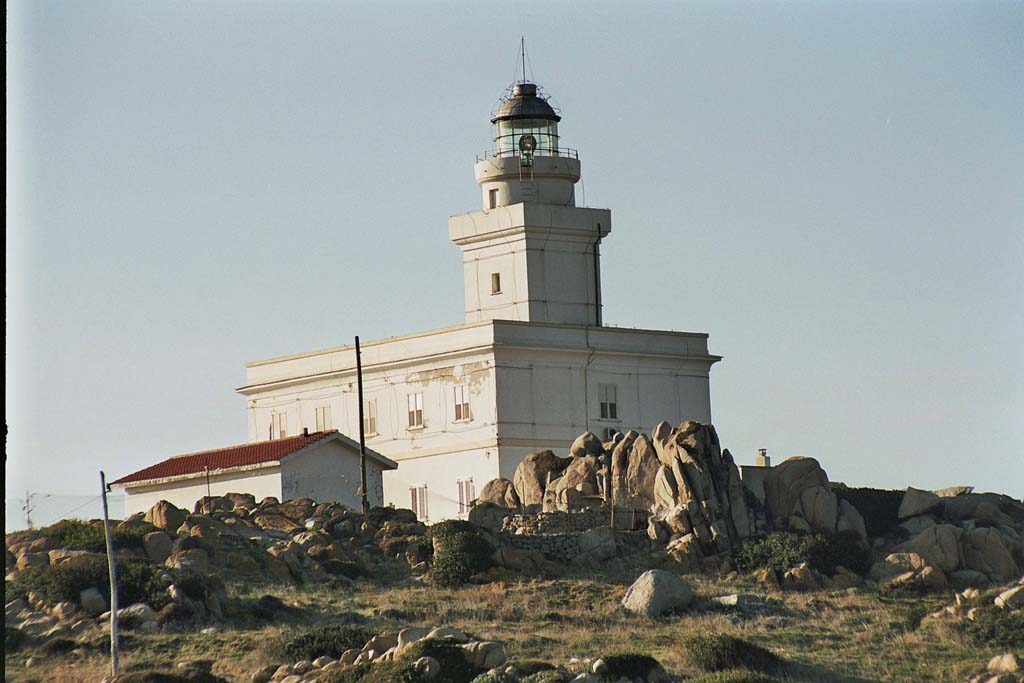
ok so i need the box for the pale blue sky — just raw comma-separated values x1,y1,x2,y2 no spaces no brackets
7,1,1023,528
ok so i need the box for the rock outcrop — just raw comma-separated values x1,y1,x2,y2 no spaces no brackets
646,420,755,556
763,456,866,540
513,450,570,508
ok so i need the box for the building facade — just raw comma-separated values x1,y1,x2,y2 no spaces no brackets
237,79,721,522
112,431,397,517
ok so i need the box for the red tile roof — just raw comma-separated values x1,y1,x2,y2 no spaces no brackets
111,430,338,486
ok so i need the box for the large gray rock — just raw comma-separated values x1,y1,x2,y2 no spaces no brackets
570,431,604,458
995,585,1024,610
142,531,173,564
905,524,963,574
962,527,1018,582
763,457,830,531
513,450,570,507
144,500,188,532
476,478,520,509
621,569,693,617
898,487,941,519
79,588,107,616
549,455,601,511
837,499,868,540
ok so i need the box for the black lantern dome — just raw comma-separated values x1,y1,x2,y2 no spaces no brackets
491,82,561,158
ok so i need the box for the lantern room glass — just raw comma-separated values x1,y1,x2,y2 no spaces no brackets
494,118,560,157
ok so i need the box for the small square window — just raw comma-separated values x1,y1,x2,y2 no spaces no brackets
491,272,501,295
315,405,332,432
457,478,476,516
408,392,423,429
410,484,428,521
454,385,471,422
364,399,378,435
272,412,288,439
598,383,618,420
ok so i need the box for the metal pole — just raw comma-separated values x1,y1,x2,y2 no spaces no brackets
355,336,369,517
100,471,119,677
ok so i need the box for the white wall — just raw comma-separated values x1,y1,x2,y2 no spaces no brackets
281,440,386,509
120,467,282,518
239,320,718,520
383,447,501,522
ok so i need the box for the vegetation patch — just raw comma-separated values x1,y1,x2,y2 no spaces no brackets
685,672,778,683
602,653,663,679
681,633,785,674
734,531,870,576
5,625,25,652
957,606,1024,649
265,623,371,661
431,522,494,587
831,485,903,538
8,554,172,608
109,671,230,683
36,518,156,551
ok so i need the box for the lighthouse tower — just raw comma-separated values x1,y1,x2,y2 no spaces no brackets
449,81,611,326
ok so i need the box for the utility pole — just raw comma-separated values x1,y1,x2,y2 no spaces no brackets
355,336,369,518
100,471,119,678
23,490,34,529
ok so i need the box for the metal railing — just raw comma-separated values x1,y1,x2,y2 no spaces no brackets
476,147,579,163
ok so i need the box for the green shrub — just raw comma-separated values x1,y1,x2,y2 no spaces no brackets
430,519,481,543
806,530,872,575
404,640,484,683
831,485,902,539
735,533,816,574
431,529,494,587
601,654,665,679
469,674,519,683
5,626,25,652
681,633,785,674
35,637,77,655
109,671,229,683
7,555,171,609
265,623,371,661
958,606,1024,649
734,532,870,576
520,673,565,683
36,519,155,551
685,672,777,683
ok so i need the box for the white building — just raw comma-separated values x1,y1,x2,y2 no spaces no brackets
237,79,721,522
111,430,397,517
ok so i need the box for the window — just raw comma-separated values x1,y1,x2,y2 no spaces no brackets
457,478,476,516
363,399,378,435
410,484,428,521
315,405,332,432
272,412,288,439
488,188,499,209
490,272,501,295
407,392,423,429
453,385,471,422
598,383,618,420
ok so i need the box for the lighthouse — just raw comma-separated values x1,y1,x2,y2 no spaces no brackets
237,72,721,522
451,80,610,326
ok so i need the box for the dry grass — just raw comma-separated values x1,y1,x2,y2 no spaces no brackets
4,568,995,683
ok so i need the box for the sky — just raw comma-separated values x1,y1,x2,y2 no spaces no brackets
7,1,1023,530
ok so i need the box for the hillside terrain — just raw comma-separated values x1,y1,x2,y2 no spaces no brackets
5,422,1023,683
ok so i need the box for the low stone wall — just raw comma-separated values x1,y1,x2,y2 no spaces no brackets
501,528,653,564
502,509,612,535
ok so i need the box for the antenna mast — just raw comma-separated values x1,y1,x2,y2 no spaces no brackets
520,36,526,82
